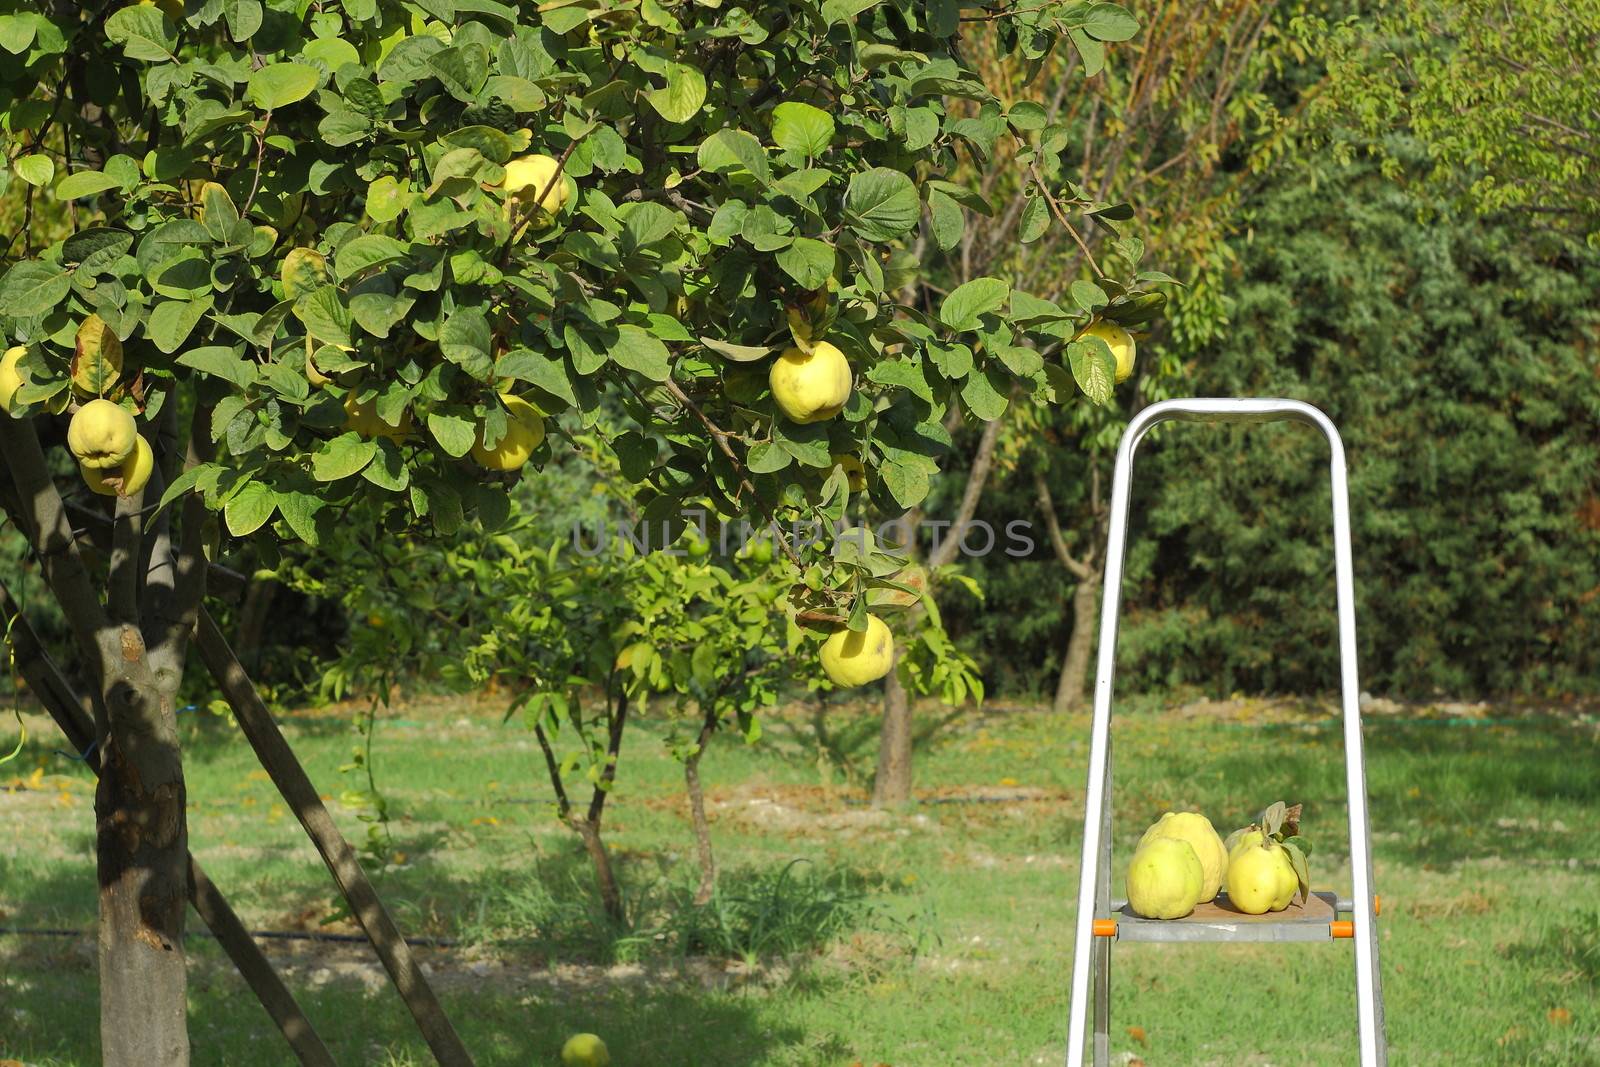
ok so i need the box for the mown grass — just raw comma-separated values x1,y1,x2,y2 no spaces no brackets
2,693,1597,1065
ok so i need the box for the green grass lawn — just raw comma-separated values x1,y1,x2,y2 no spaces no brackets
2,693,1597,1065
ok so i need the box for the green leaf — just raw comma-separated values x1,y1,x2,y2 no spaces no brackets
365,176,412,224
312,433,377,481
148,296,213,353
1006,101,1048,131
104,5,177,62
747,441,791,474
821,0,881,22
1083,2,1139,41
960,366,1010,420
378,34,445,84
844,168,920,242
609,325,671,381
224,480,277,537
866,360,934,401
1019,195,1050,243
775,237,836,290
248,63,320,110
275,489,324,545
200,183,239,242
902,107,939,152
318,109,372,147
496,348,577,404
0,262,70,318
697,129,770,184
302,37,358,69
618,202,683,249
428,412,477,458
1067,338,1115,406
880,460,930,509
363,439,410,492
771,102,834,157
941,277,1011,331
700,336,770,362
646,61,706,122
335,234,409,281
927,189,964,252
1070,29,1106,77
64,228,133,272
177,346,255,388
225,0,263,41
293,287,353,347
0,13,39,54
428,44,490,102
440,309,493,379
14,155,53,188
1069,279,1108,312
55,171,123,200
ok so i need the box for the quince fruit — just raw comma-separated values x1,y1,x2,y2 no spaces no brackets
1138,811,1228,902
770,341,851,424
68,399,138,469
819,614,894,687
1125,837,1204,919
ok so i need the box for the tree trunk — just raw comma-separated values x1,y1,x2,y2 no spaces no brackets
870,409,1009,809
538,691,630,925
871,650,914,807
234,577,277,673
0,418,191,1067
5,587,338,1067
96,653,190,1067
684,711,718,905
570,817,624,923
1054,569,1101,714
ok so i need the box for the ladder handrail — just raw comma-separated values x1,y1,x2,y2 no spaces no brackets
1063,397,1386,1066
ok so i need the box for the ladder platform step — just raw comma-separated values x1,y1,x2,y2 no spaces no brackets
1109,891,1340,942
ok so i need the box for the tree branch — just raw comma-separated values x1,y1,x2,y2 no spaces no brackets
1033,468,1091,580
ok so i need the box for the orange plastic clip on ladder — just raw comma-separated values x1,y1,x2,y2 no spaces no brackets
1063,399,1388,1066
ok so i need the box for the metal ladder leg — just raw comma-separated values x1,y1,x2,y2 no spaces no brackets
1327,423,1388,1066
1091,753,1112,1067
1064,398,1388,1067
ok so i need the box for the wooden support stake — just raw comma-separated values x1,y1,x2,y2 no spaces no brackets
192,608,474,1067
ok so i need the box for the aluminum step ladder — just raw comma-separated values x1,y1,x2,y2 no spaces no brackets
1063,398,1387,1066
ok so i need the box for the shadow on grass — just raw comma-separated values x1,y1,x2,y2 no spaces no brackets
3,934,840,1067
2,847,886,1066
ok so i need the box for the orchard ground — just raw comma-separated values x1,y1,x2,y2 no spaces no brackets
2,694,1596,1066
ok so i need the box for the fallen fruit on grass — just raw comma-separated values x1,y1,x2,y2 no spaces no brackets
469,394,545,471
1225,839,1297,914
1138,811,1228,903
81,435,154,498
770,341,852,424
561,1032,610,1067
68,399,138,468
1125,836,1204,919
1082,320,1136,384
819,614,894,687
0,346,24,413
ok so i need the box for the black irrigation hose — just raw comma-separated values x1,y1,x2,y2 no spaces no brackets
0,926,461,948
